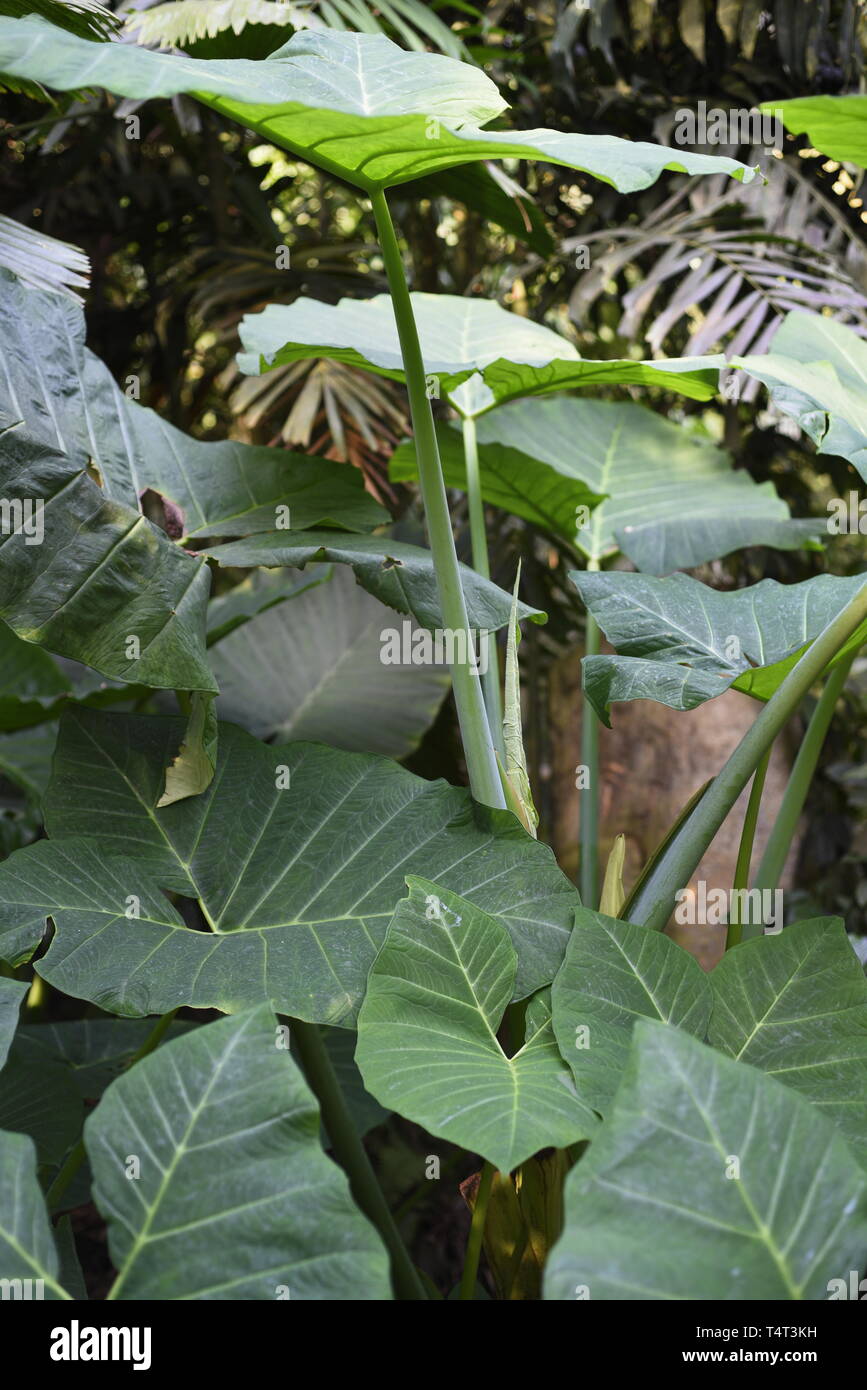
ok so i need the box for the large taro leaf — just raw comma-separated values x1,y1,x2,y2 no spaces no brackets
0,1130,71,1300
736,310,867,481
765,94,867,169
571,570,867,723
389,423,604,546
550,909,711,1112
206,567,330,645
0,620,138,734
211,564,449,757
0,978,26,1069
467,397,821,570
0,269,385,535
544,1020,867,1301
19,1016,197,1099
355,880,599,1172
203,530,545,633
0,1037,83,1167
0,22,758,195
0,422,216,694
237,293,726,412
85,1005,392,1299
709,918,867,1170
0,707,578,1022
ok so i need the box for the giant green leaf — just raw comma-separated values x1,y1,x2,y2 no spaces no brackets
237,292,726,412
0,21,758,195
0,421,216,694
544,1020,867,1301
0,707,578,1021
19,1016,197,1099
355,879,599,1172
0,725,57,805
0,269,385,534
0,1039,83,1167
550,908,711,1112
389,423,604,545
0,1130,70,1300
736,310,867,481
85,1005,392,1299
0,978,26,1069
709,918,867,1169
470,397,822,569
204,530,545,633
764,94,867,169
571,570,867,723
211,564,449,757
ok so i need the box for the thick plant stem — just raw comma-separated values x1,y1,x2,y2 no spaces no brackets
291,1017,426,1302
745,647,860,938
725,746,771,950
459,1160,494,1300
462,413,503,750
371,189,505,809
48,1010,177,1212
580,559,602,906
628,583,867,931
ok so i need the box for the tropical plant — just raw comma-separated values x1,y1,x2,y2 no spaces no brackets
0,11,865,1308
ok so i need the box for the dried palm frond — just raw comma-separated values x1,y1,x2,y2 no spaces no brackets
564,145,867,397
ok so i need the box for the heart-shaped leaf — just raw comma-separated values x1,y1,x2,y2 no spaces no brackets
0,1130,70,1300
0,423,216,694
550,908,712,1111
389,422,604,545
204,530,545,633
709,918,867,1169
237,292,726,412
0,21,758,195
545,1020,867,1300
0,708,577,1021
765,94,867,169
85,1005,392,1299
0,269,385,535
355,879,599,1172
572,570,867,722
466,397,821,569
211,564,449,757
0,978,27,1069
736,309,867,481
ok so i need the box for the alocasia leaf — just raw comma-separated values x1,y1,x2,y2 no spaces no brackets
0,1130,71,1299
237,292,726,412
550,908,712,1111
85,1005,392,1299
0,421,216,694
0,707,578,1022
467,397,821,570
204,530,546,633
736,309,867,481
0,268,386,535
709,918,867,1169
0,21,758,194
763,94,867,169
0,1038,83,1166
571,570,867,722
355,879,599,1172
0,977,27,1069
544,1020,867,1300
210,564,449,757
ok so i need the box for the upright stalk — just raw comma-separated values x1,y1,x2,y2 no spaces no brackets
726,746,771,950
291,1018,426,1302
459,1160,494,1300
462,413,503,750
371,189,505,810
580,558,602,905
745,647,859,938
628,584,867,931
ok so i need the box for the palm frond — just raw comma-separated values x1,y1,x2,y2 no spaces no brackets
565,145,867,398
0,0,120,40
125,0,468,58
0,215,90,302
